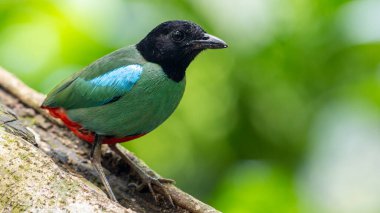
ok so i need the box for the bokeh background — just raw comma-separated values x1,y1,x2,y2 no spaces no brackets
1,0,380,212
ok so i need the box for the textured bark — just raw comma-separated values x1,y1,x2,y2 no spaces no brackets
0,67,219,213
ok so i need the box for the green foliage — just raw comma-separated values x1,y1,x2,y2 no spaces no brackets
1,0,380,212
212,162,298,213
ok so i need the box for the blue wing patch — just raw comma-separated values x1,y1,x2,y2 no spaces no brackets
67,64,144,107
89,64,143,90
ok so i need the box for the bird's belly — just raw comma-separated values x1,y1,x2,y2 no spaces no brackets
67,78,185,137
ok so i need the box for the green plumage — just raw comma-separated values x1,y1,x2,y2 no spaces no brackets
42,46,186,137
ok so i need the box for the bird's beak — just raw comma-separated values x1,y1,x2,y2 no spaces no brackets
191,33,228,49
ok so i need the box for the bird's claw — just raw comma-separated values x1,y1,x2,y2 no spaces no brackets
157,177,176,184
137,175,175,206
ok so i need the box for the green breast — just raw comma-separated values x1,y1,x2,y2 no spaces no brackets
66,63,186,137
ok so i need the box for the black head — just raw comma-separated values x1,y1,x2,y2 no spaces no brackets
136,20,228,82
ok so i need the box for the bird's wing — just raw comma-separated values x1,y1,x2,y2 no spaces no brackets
42,64,143,109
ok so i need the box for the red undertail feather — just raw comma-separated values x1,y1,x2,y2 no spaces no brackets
41,106,145,144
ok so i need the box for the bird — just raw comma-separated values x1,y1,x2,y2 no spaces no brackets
41,20,228,205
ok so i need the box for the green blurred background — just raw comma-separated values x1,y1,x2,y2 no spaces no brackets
2,0,380,212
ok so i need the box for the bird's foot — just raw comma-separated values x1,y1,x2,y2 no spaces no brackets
130,174,175,206
109,144,175,206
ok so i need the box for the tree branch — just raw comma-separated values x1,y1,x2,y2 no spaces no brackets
0,66,219,213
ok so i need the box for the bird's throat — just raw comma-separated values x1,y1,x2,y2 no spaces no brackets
159,54,198,82
136,43,201,82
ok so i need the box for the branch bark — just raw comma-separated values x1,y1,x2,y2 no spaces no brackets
0,67,219,213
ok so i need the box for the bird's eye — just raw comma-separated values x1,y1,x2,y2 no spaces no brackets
171,30,185,42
